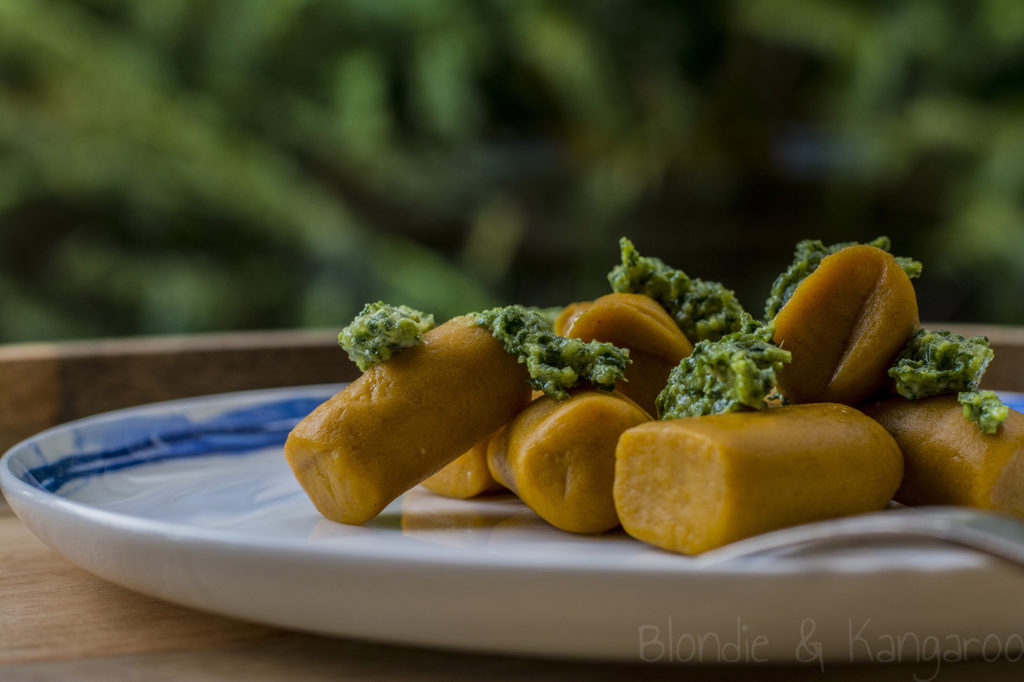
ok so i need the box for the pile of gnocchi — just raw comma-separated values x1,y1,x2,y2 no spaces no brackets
284,238,1022,555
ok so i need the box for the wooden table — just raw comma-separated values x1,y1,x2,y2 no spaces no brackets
2,328,1024,681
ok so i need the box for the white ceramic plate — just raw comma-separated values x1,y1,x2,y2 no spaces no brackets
3,385,1024,664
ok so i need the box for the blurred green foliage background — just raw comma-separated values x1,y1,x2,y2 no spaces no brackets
1,0,1023,342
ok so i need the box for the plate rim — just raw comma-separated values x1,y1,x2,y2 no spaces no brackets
6,385,1024,662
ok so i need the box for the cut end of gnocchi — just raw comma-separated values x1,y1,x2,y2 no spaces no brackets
772,244,920,406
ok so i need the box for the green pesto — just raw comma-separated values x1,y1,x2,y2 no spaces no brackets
607,237,747,343
888,329,994,400
764,236,923,319
655,318,791,419
473,305,629,400
524,305,564,329
337,301,435,371
957,390,1009,434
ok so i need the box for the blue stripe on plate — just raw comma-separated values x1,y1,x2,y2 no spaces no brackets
1003,394,1024,414
21,396,325,493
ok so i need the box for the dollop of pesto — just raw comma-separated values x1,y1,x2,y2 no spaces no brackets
338,301,435,371
607,237,747,343
474,305,629,400
888,329,994,400
655,318,791,419
889,329,1008,434
764,236,923,319
958,390,1009,434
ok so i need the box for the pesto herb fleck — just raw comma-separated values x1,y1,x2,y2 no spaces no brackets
888,329,994,400
655,318,791,419
607,237,747,342
764,236,923,319
524,305,564,329
474,305,629,400
338,301,435,371
894,255,923,280
958,390,1009,434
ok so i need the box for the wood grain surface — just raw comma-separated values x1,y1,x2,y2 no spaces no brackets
2,327,1023,680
